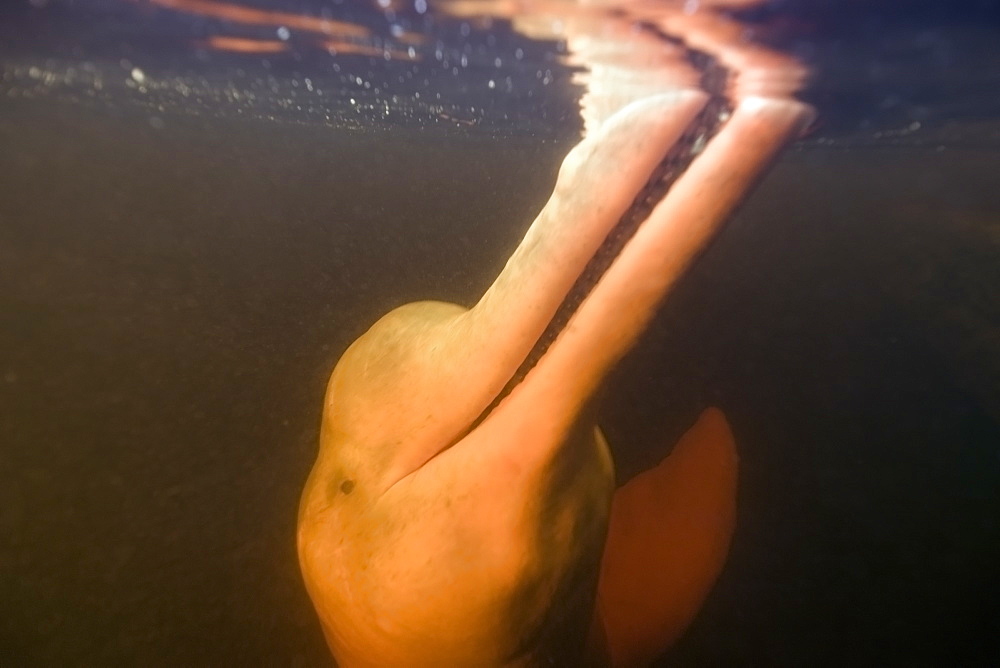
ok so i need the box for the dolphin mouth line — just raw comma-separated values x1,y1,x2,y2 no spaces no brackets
468,39,734,431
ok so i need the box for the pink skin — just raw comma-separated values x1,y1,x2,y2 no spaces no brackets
299,3,815,666
298,92,812,666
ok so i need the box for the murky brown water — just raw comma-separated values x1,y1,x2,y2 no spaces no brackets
2,1,999,666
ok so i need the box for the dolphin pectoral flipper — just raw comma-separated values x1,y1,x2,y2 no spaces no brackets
594,408,738,668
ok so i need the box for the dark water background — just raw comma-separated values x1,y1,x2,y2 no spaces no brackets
2,0,999,665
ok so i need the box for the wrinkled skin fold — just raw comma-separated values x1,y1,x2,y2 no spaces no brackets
297,92,814,666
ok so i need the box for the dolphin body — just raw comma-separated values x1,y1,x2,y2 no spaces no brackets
297,85,812,666
97,12,799,663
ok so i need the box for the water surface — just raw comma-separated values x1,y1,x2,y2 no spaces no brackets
2,1,999,665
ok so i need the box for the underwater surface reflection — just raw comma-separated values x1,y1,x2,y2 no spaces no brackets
1,0,998,665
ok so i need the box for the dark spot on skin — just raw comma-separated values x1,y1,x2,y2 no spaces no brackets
340,479,356,495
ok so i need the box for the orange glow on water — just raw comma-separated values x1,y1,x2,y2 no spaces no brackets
203,35,290,54
134,0,427,62
320,39,421,61
139,0,372,38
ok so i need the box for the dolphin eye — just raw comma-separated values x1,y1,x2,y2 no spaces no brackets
339,479,356,495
